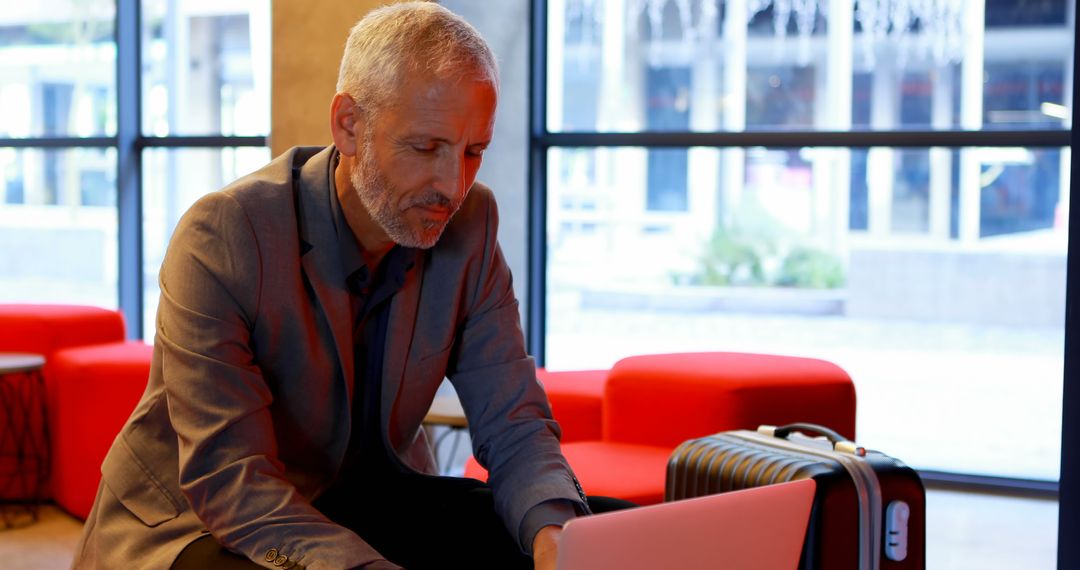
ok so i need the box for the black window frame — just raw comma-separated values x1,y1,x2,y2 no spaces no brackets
526,1,1079,565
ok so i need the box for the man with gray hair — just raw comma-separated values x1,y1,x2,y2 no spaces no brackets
73,3,629,569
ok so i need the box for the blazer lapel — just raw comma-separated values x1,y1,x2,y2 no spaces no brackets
294,147,355,405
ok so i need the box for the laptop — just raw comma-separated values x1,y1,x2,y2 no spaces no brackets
557,479,816,570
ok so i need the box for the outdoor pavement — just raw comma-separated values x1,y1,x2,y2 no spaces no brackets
545,291,1064,480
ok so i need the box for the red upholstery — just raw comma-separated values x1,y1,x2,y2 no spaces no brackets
49,341,153,520
465,441,672,505
537,368,606,442
0,304,128,503
468,352,856,506
0,304,125,357
604,352,856,447
560,442,671,505
463,457,483,479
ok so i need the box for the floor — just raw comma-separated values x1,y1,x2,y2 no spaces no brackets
0,505,82,569
0,488,1059,569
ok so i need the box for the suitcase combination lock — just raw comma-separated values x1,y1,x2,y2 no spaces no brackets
885,500,911,561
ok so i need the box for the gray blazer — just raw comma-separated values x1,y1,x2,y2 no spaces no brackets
73,146,586,569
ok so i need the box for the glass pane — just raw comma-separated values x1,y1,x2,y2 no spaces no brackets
547,0,1073,132
0,1,117,138
142,146,270,339
927,489,1057,568
0,147,118,306
141,0,270,136
545,145,1066,481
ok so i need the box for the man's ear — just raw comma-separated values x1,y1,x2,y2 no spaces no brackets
330,93,363,157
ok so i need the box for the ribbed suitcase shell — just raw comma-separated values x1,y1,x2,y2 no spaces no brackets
666,427,925,570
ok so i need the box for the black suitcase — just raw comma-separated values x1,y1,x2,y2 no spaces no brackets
666,423,925,570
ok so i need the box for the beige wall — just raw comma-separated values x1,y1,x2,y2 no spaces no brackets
271,0,410,156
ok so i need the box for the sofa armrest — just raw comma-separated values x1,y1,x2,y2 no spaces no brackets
0,304,126,357
537,368,607,443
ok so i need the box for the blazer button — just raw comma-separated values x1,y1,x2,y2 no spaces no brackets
274,554,289,566
265,549,279,562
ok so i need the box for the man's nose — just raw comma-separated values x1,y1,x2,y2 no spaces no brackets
432,151,466,201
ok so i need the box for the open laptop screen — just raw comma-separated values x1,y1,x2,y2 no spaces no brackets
557,479,816,570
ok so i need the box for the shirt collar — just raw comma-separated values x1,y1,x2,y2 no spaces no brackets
327,149,417,294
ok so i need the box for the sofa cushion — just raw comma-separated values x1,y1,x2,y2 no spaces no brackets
464,441,672,506
559,441,671,505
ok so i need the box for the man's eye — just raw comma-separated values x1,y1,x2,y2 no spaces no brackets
467,149,485,158
412,144,437,153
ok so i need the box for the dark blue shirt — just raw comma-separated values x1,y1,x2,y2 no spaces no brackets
329,153,417,482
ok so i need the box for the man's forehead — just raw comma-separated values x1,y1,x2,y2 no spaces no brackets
400,119,494,146
387,75,496,129
411,71,496,100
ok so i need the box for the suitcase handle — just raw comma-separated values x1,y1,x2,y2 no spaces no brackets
762,423,867,456
770,422,849,443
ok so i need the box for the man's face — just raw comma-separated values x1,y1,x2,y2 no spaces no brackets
350,73,497,249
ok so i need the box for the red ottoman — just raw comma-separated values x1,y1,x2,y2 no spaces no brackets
49,341,152,519
0,304,127,502
537,368,606,443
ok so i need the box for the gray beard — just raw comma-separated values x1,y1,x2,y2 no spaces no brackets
349,138,459,249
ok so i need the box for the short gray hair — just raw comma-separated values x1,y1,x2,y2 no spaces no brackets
336,2,498,115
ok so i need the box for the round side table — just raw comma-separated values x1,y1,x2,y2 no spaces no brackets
0,352,49,529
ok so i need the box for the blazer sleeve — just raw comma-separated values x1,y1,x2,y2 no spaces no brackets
446,190,590,551
157,192,394,570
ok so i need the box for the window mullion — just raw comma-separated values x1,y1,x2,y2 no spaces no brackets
527,0,549,364
117,0,143,339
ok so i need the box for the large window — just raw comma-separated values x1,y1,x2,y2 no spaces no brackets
537,0,1071,482
534,3,1078,564
0,0,270,338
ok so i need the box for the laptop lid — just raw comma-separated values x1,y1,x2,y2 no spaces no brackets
556,479,816,570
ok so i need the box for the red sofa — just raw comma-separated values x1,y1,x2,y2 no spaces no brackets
0,304,610,519
0,304,127,361
0,305,859,516
536,368,607,443
467,352,857,505
0,304,151,519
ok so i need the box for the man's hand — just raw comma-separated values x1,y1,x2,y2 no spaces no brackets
532,525,562,570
